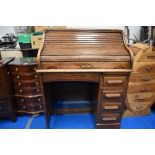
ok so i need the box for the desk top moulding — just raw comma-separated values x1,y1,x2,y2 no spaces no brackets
36,29,133,129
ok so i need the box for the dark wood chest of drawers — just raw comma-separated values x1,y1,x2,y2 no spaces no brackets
0,58,16,121
37,29,133,129
9,58,44,114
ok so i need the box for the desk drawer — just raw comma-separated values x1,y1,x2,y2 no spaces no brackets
14,80,41,88
127,93,155,102
130,73,155,83
16,96,43,105
101,91,124,101
10,65,37,74
41,62,130,69
136,63,155,73
15,87,42,95
18,104,44,113
138,51,155,62
101,101,122,112
128,83,155,94
102,76,127,91
12,73,40,81
98,113,121,124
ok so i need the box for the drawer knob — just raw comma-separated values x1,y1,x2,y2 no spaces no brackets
102,117,117,121
38,98,41,102
19,89,23,93
15,68,18,72
18,82,21,86
81,64,92,69
106,80,124,84
145,67,152,71
21,99,24,102
37,89,40,92
104,93,121,98
34,67,37,71
104,105,119,110
36,82,39,86
23,106,26,109
40,105,42,108
16,75,20,79
35,75,38,79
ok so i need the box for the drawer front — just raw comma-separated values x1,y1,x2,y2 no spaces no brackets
128,83,155,94
41,62,130,70
16,96,43,105
98,113,121,124
0,100,10,115
15,87,42,95
101,91,124,101
18,104,44,113
0,85,6,99
10,65,37,74
12,73,40,81
130,73,155,83
138,52,155,62
101,101,122,112
127,100,152,113
14,80,41,88
102,76,128,91
136,63,155,73
127,93,155,103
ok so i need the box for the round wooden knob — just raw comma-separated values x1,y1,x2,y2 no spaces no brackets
36,82,39,86
15,68,18,72
35,75,38,79
16,75,20,79
38,98,41,102
37,89,40,92
23,106,26,109
21,99,24,102
18,82,21,86
19,89,23,93
34,67,37,71
40,105,42,108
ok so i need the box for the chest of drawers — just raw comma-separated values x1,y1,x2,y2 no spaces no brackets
125,44,155,116
37,29,133,129
9,58,44,114
0,58,16,121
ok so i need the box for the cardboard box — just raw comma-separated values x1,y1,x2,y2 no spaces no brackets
31,34,43,49
34,26,49,32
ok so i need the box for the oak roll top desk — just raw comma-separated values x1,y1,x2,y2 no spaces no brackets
36,29,133,129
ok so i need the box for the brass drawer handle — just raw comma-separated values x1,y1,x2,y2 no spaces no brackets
105,93,121,98
106,80,124,84
103,105,119,110
81,64,92,69
142,77,151,82
102,117,117,121
16,75,20,79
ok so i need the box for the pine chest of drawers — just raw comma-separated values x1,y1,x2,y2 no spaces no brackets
0,58,16,121
9,58,44,114
125,44,155,116
37,29,133,129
